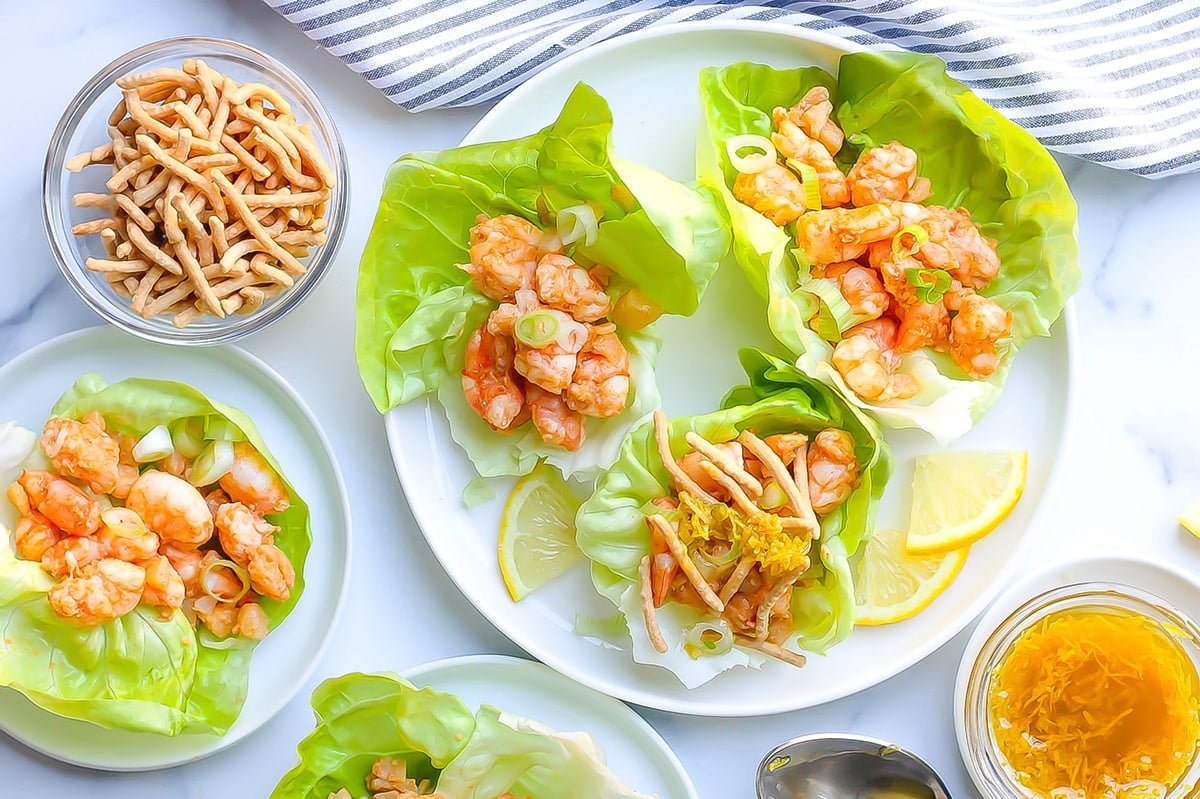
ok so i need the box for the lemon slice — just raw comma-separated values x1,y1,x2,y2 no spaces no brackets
498,464,584,601
1179,499,1200,538
905,450,1028,556
854,527,969,625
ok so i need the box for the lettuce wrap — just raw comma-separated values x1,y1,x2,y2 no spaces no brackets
697,53,1079,443
575,349,890,688
272,672,653,799
356,82,729,478
0,374,310,735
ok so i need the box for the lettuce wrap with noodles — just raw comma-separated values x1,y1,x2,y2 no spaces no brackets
0,374,310,735
575,349,889,688
697,53,1079,443
272,672,653,799
356,82,729,478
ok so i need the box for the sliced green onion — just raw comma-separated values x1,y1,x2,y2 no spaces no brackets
797,271,862,340
132,424,174,463
101,508,147,539
891,224,930,260
574,612,628,641
701,539,743,566
726,134,776,174
204,418,240,442
760,481,788,510
200,558,250,604
785,159,821,210
170,418,206,458
0,422,36,471
190,440,234,487
556,203,600,247
461,477,496,508
513,311,561,348
905,267,953,304
682,620,734,659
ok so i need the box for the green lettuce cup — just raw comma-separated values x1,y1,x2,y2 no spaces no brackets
575,349,890,688
0,374,310,736
272,672,653,799
697,52,1079,443
355,82,729,479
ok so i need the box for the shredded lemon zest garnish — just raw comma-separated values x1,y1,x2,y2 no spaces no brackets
674,492,810,576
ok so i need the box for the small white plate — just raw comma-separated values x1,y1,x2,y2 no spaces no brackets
0,326,351,770
385,20,1075,715
953,555,1200,796
402,654,698,799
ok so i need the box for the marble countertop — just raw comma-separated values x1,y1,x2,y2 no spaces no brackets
4,1,1200,797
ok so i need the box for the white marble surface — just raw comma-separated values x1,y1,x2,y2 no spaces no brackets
3,1,1200,797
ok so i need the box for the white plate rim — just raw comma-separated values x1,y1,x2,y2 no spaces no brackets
401,653,699,799
384,19,1081,715
951,554,1200,796
0,325,353,770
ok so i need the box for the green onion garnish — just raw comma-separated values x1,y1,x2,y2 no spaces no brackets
905,268,953,303
513,310,560,348
785,159,822,210
891,224,930,260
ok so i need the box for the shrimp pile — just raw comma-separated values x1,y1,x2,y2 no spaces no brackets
731,86,1014,399
638,411,860,668
458,214,632,452
7,412,293,640
327,757,525,799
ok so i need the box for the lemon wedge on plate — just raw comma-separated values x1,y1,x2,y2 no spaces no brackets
905,450,1028,556
1179,499,1200,538
498,464,584,602
854,527,969,625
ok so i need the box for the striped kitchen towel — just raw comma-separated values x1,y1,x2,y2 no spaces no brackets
263,0,1200,177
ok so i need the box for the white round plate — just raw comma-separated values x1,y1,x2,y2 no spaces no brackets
385,20,1076,715
403,654,697,799
0,326,351,770
952,556,1200,796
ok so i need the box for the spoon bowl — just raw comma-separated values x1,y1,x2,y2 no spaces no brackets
756,734,952,799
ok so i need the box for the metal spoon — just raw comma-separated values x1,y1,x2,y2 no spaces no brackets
756,733,953,799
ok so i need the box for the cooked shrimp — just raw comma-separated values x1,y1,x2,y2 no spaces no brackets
140,554,185,611
39,416,121,494
218,442,290,516
13,515,61,562
461,324,527,432
948,292,1012,378
832,331,919,403
678,451,728,500
98,525,160,563
795,204,901,266
236,603,269,641
369,757,421,795
126,470,214,547
777,87,844,156
214,501,278,565
13,470,102,536
534,253,611,322
41,536,105,578
246,544,295,602
459,214,548,301
161,543,204,596
566,329,630,418
763,433,807,467
193,597,238,638
198,550,247,601
204,487,231,517
846,142,931,206
158,451,189,479
867,240,922,308
732,162,808,225
525,384,586,451
771,110,849,207
820,261,889,319
490,290,589,394
896,298,951,353
915,206,1000,289
647,505,679,607
807,429,861,514
47,558,145,626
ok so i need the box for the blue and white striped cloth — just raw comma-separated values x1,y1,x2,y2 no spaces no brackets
263,0,1200,177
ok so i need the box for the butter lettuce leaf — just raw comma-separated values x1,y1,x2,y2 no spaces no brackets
698,54,1078,443
356,82,728,478
0,374,311,735
575,349,889,687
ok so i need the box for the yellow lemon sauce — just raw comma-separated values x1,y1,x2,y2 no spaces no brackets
988,608,1200,798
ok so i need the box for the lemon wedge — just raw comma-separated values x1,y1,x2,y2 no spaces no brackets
498,464,584,602
905,450,1028,556
1179,499,1200,538
854,527,969,625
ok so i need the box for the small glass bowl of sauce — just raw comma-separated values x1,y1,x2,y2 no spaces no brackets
962,582,1200,799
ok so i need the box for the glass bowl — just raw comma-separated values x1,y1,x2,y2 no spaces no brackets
961,581,1200,799
43,36,348,345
